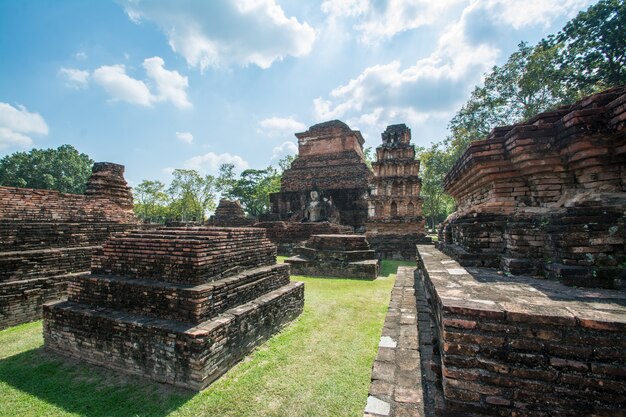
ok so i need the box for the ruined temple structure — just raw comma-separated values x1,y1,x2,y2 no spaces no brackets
44,227,304,390
210,199,256,227
269,120,372,230
365,124,430,260
254,221,353,254
0,162,137,330
285,234,379,279
437,86,626,289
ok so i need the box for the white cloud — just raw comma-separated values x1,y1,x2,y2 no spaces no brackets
176,131,194,144
184,152,249,174
58,68,90,89
322,0,464,44
91,57,191,109
143,56,192,109
0,103,49,150
93,64,154,107
321,0,591,44
272,141,298,159
258,117,306,137
74,51,88,60
120,0,316,70
483,0,593,29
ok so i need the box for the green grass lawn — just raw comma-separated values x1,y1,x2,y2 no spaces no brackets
0,260,413,417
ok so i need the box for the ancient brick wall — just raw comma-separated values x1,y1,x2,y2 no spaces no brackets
0,162,137,329
366,124,430,260
269,120,372,229
44,226,304,390
417,245,625,416
285,234,379,279
438,87,626,288
254,221,353,254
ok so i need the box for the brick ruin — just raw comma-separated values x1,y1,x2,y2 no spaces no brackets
437,86,626,289
417,245,625,416
43,227,304,390
210,199,256,227
254,221,353,254
366,124,430,260
0,162,137,330
285,234,379,279
269,120,372,230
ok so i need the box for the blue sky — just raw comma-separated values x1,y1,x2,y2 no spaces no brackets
0,0,596,186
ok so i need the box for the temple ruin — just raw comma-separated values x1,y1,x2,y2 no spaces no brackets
366,87,626,417
269,120,372,229
210,199,256,227
0,162,137,330
43,227,304,390
285,234,379,279
366,124,430,260
437,86,625,288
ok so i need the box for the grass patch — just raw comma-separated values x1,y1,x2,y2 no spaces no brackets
0,260,413,417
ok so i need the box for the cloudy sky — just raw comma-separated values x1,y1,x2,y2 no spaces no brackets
0,0,595,186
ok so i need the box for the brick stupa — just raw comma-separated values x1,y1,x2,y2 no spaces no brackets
269,120,372,229
43,227,304,390
285,234,379,279
365,124,431,260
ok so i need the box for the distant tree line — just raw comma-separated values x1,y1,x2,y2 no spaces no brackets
417,0,625,231
133,155,294,223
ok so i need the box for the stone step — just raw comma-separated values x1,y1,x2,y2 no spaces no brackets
43,281,304,391
285,257,379,280
68,264,291,323
296,246,378,262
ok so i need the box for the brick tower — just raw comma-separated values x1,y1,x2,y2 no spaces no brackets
365,124,429,260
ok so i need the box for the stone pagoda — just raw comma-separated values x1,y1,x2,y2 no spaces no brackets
210,199,255,227
365,124,429,260
43,227,304,390
285,234,379,279
269,120,372,229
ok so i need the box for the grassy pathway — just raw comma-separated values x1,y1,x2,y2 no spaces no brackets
0,260,412,417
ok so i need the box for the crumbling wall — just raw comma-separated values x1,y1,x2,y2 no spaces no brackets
0,162,137,329
438,87,626,288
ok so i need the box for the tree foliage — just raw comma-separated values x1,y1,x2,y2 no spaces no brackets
447,0,625,158
0,145,93,194
420,1,625,228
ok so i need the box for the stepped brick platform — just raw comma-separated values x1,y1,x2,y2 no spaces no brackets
0,162,137,330
43,227,304,390
437,87,626,288
416,245,626,416
254,221,354,254
210,199,256,227
269,120,372,229
366,124,431,260
285,234,379,279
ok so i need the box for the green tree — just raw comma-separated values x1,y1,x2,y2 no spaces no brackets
133,180,169,223
229,167,281,217
447,41,566,158
167,169,217,222
0,145,93,194
550,0,626,94
216,163,237,196
418,144,455,231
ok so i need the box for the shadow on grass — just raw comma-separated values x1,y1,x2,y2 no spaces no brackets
0,347,193,417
